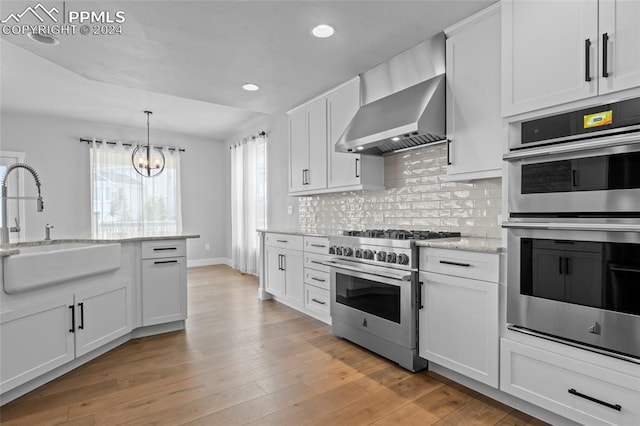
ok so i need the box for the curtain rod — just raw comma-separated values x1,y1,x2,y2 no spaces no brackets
229,130,268,150
79,138,186,152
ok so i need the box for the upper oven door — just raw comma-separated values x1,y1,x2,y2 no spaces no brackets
327,259,416,349
507,135,640,215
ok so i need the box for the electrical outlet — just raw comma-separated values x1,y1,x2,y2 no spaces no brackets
204,243,210,250
287,205,294,215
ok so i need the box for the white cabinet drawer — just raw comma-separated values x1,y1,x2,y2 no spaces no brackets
420,248,499,282
304,268,330,291
303,236,330,254
304,252,330,273
265,233,304,251
141,240,186,259
304,284,330,317
501,338,640,426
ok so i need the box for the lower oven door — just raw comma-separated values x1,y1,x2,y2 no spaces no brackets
328,261,416,350
505,221,640,360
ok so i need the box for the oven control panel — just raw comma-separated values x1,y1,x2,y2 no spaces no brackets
329,244,413,266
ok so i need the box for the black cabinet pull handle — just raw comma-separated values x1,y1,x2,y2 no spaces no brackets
311,277,326,282
440,260,470,267
446,139,452,165
568,388,621,411
154,260,179,264
278,254,283,271
565,257,570,275
153,247,177,251
585,39,592,82
78,302,84,330
418,281,424,310
310,244,326,248
310,260,323,265
69,305,75,333
276,239,288,243
355,158,360,178
572,170,578,187
559,256,563,274
602,33,609,78
311,298,326,305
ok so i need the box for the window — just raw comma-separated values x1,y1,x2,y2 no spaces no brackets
90,144,181,238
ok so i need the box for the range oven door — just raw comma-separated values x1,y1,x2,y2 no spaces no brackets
506,134,640,215
505,221,640,360
327,259,416,350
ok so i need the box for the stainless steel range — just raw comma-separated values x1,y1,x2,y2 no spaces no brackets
324,229,460,372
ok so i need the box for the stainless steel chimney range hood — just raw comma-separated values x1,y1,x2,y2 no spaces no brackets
336,33,446,156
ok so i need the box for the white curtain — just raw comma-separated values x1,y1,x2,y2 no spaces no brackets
231,133,267,274
90,141,182,238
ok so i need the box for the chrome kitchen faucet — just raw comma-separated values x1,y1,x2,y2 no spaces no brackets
1,163,44,243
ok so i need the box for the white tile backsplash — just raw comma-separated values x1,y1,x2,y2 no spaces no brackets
298,144,502,238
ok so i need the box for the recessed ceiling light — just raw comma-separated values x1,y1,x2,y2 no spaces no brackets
311,24,334,38
391,136,401,142
242,83,260,91
27,31,59,45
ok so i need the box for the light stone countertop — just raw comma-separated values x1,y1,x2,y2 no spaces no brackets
0,234,200,257
257,229,332,238
415,237,504,253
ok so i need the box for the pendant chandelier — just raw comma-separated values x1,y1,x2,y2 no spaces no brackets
132,111,165,177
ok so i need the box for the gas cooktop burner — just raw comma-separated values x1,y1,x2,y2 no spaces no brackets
342,229,461,240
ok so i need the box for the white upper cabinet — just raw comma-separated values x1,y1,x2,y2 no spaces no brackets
502,0,599,116
502,0,640,117
288,98,327,193
445,3,503,181
598,0,640,94
288,77,383,196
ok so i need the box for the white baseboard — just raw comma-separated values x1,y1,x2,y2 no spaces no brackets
187,257,232,268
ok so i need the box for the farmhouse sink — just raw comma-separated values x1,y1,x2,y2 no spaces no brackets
3,243,121,294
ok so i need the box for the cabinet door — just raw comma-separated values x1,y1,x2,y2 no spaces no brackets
265,246,284,296
142,258,187,326
328,79,361,188
599,0,640,94
0,295,75,393
282,248,304,307
418,272,499,387
289,107,308,192
306,97,328,191
502,0,598,116
74,280,132,357
446,7,502,179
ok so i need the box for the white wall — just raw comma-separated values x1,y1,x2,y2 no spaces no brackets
223,113,298,256
0,112,229,263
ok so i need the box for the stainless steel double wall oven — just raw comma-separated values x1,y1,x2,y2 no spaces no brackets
504,97,640,361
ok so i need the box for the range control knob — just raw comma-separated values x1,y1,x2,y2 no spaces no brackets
376,251,387,261
397,253,410,265
329,246,337,255
343,247,354,257
355,248,363,258
336,247,343,256
363,249,374,260
386,252,397,263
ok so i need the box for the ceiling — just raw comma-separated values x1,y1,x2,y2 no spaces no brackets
0,0,494,140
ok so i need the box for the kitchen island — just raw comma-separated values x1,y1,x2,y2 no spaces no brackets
0,235,198,405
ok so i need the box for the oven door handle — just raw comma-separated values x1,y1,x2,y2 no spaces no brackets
502,221,640,233
321,260,413,282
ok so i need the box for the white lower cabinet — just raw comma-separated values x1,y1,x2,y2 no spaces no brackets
0,279,132,393
501,338,640,426
264,244,304,309
141,258,187,326
418,248,499,388
0,295,75,393
74,280,132,356
141,240,187,326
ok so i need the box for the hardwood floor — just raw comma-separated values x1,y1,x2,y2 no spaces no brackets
0,265,549,425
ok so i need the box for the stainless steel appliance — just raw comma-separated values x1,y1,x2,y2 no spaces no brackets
504,97,640,362
324,229,460,372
